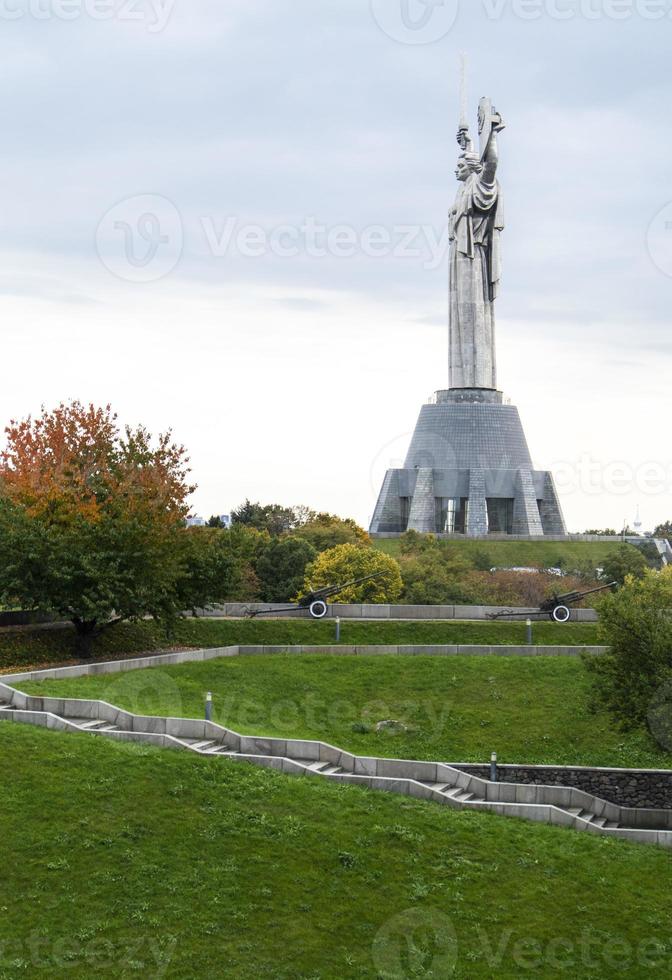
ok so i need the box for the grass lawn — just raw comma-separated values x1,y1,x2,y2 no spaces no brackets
373,537,630,567
19,654,671,771
0,618,600,673
1,724,671,979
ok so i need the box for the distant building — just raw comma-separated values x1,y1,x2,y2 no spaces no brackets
186,515,206,527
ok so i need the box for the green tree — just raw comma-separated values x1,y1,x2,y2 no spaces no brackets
215,524,269,601
177,527,239,613
303,544,402,603
586,567,672,729
653,521,672,539
400,551,484,604
293,512,369,552
601,545,648,585
398,530,439,556
0,403,197,657
255,537,317,602
231,499,307,536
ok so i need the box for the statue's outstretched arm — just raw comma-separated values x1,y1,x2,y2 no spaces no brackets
482,112,504,184
482,130,499,184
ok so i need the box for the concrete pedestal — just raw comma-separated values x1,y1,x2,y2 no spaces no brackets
370,388,566,536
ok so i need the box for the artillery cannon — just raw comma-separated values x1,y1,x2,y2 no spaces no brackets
246,573,385,620
488,581,618,624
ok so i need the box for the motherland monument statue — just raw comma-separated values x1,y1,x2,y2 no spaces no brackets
369,80,567,538
449,98,505,391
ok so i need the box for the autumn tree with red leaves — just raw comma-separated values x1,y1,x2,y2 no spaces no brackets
0,402,222,657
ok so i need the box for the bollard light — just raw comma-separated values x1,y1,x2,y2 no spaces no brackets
205,691,213,722
526,618,533,645
335,616,341,642
490,751,498,782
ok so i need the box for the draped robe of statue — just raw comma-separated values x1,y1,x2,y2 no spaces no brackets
448,169,504,390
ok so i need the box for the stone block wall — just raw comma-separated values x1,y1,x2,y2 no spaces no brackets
454,763,672,809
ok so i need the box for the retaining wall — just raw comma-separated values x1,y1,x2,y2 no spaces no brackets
4,644,670,816
203,602,598,622
2,643,607,684
455,763,672,810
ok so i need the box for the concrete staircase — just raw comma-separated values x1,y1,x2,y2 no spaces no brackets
2,680,671,848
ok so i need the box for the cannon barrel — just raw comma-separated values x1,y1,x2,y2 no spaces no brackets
538,581,617,612
299,572,385,606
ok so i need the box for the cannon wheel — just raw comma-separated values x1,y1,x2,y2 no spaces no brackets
309,599,329,619
551,605,571,624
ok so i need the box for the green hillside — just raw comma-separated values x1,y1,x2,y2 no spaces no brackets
373,537,631,567
2,724,671,979
21,652,668,770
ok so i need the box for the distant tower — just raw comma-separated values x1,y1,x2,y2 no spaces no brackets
634,506,643,535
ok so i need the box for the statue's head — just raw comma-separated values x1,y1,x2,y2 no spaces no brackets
455,152,482,182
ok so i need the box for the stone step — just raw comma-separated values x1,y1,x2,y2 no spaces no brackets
570,808,596,823
305,760,332,772
591,816,608,829
443,786,467,800
320,765,344,775
78,720,110,730
605,820,620,829
426,782,456,794
190,740,218,751
453,790,476,803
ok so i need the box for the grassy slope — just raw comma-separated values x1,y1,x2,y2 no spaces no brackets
373,537,628,566
0,619,600,673
20,654,671,770
1,724,671,980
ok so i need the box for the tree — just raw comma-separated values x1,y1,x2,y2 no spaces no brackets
231,499,307,536
400,551,484,604
293,512,370,552
601,545,648,586
177,527,239,613
255,537,317,602
653,521,672,539
0,402,196,657
584,528,618,536
217,524,269,601
585,567,672,730
303,544,402,603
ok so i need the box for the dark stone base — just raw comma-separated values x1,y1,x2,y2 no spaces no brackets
454,764,672,810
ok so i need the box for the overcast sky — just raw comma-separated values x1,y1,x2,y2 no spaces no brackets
1,0,671,532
